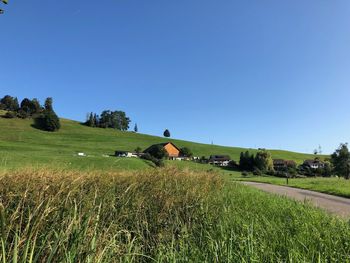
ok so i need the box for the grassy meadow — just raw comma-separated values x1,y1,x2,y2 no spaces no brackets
2,115,349,262
2,168,350,262
0,116,318,171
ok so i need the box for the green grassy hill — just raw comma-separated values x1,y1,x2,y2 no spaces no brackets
0,114,320,170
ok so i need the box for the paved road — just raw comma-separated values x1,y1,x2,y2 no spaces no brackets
242,181,350,218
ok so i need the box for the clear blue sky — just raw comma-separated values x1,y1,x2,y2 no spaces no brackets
1,1,350,154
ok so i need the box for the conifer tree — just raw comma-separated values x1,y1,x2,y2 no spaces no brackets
38,97,61,132
163,129,171,138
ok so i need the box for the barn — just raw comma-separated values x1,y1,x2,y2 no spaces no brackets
144,142,180,159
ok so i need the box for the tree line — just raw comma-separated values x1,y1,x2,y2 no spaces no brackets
85,111,131,131
239,150,274,175
0,95,60,132
238,144,350,179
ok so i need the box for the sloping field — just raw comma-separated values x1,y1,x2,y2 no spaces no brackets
0,116,318,170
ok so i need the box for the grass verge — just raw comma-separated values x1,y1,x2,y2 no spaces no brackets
233,174,350,198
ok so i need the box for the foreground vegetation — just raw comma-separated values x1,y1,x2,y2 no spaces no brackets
1,168,350,262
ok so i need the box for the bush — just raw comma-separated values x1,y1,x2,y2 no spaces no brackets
180,147,193,157
288,167,297,177
228,160,238,169
274,171,288,178
16,109,30,119
3,111,16,119
134,147,142,154
146,145,168,159
153,158,165,167
266,170,275,176
141,153,164,167
253,168,262,176
241,171,249,177
35,111,61,132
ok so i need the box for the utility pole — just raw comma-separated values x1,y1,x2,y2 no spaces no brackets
285,172,289,185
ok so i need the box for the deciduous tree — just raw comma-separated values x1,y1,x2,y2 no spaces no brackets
255,150,274,173
180,147,193,157
331,143,350,179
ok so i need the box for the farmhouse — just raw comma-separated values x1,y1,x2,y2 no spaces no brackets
144,142,180,160
303,159,325,169
273,159,297,171
208,155,231,167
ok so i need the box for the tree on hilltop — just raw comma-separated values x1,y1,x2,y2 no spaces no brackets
86,112,95,127
0,95,19,111
35,97,61,132
163,129,170,138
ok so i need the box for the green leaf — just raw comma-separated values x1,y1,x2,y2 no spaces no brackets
2,0,8,4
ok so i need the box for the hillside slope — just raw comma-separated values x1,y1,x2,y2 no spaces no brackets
0,116,319,170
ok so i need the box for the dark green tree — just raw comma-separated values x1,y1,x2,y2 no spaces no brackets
98,110,130,130
134,123,138,133
0,95,19,111
36,98,61,132
254,150,274,173
180,147,193,157
163,129,171,138
322,161,333,177
239,151,255,171
147,145,168,159
19,98,35,117
41,110,61,132
31,98,42,115
135,147,142,154
331,143,350,179
85,112,95,127
99,110,112,128
44,97,53,112
93,113,99,127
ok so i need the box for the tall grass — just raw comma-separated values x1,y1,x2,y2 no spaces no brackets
0,168,350,262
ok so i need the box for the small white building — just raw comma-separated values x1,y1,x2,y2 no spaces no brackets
115,151,138,158
208,155,231,167
303,159,325,169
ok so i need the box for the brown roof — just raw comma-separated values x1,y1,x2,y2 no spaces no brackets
273,159,285,165
143,142,180,153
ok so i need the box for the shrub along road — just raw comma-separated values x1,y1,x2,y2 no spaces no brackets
242,181,350,218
